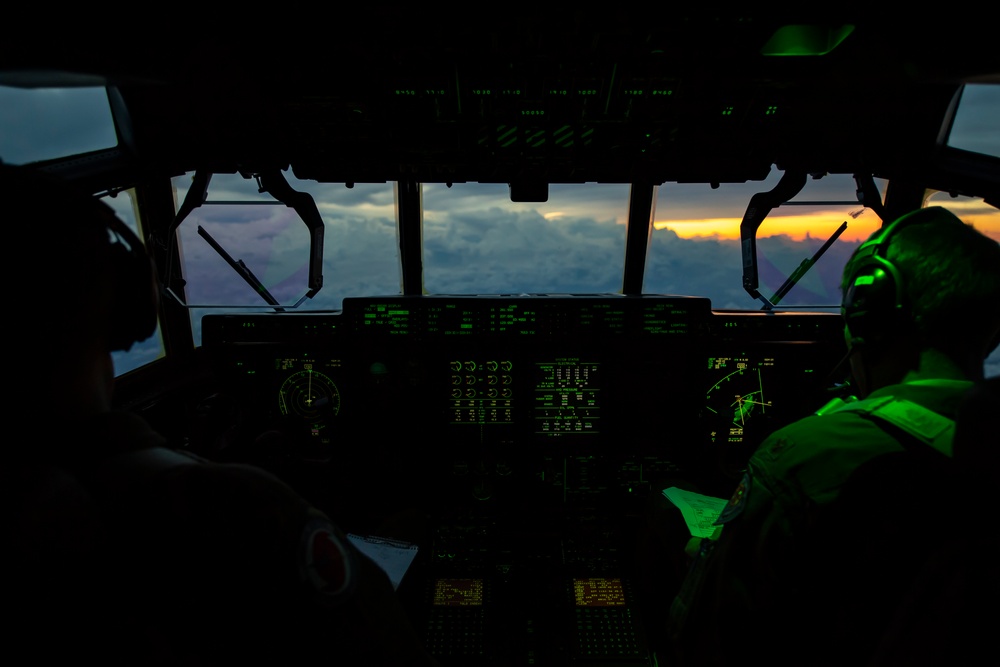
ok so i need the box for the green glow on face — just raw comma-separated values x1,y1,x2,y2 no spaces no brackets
761,24,856,56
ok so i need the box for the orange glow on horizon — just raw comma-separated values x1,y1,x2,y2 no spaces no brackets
656,206,1000,242
654,215,882,242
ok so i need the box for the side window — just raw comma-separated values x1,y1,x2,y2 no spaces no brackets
102,189,166,376
946,83,1000,158
0,85,117,164
0,84,156,376
934,83,1000,376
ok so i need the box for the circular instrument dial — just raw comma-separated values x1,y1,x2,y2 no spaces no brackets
279,369,342,421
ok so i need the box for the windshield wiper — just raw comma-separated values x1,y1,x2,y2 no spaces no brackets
162,168,325,310
742,171,885,310
196,225,284,311
769,220,848,306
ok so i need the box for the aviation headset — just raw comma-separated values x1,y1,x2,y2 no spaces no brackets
840,206,962,348
0,163,159,353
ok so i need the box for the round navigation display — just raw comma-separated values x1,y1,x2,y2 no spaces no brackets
279,368,342,421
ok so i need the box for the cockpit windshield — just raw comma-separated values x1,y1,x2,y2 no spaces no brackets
1,82,998,376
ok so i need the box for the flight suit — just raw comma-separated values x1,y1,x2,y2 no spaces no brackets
7,410,420,666
667,379,972,666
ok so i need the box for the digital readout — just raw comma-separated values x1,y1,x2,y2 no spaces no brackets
573,577,626,607
433,578,484,606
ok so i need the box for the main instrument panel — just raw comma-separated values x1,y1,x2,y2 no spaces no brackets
200,295,846,665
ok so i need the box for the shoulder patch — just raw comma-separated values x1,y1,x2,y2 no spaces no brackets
714,472,751,525
758,435,793,461
299,517,355,604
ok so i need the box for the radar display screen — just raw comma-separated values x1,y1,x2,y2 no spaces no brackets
432,578,485,606
704,354,775,445
572,577,626,607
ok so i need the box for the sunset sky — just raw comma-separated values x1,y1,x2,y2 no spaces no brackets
0,82,997,376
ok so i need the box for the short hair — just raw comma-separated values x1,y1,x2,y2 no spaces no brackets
841,206,1000,359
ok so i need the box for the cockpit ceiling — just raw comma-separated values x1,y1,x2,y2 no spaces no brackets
3,11,999,186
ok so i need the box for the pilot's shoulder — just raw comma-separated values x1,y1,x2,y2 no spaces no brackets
110,448,358,602
749,402,912,505
153,455,314,524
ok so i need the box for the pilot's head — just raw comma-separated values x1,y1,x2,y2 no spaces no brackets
0,164,158,374
840,206,1000,393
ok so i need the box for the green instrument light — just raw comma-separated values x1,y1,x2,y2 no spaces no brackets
761,24,855,56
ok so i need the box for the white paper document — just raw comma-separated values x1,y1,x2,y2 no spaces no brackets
662,487,728,539
347,533,419,590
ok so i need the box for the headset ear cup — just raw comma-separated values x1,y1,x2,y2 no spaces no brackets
840,209,936,346
841,257,906,346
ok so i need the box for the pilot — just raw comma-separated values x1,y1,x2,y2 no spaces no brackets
3,163,439,667
665,205,1000,666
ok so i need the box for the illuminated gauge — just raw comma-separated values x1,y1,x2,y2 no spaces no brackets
278,369,342,421
703,356,777,480
471,478,494,501
703,357,774,445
